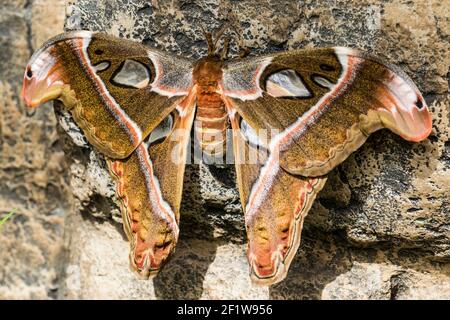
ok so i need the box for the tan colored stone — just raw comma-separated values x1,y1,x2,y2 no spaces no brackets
322,260,450,300
382,1,449,93
322,263,400,300
31,0,66,49
0,0,68,300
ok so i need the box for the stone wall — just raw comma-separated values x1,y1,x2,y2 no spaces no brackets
1,0,449,299
0,0,67,299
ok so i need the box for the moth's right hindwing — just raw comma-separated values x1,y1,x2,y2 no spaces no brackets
228,109,327,285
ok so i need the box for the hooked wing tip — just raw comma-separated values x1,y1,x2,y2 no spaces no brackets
377,93,433,143
21,31,97,110
377,71,433,142
21,71,64,108
21,43,69,109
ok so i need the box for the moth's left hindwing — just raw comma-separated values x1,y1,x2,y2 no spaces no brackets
108,94,196,277
22,31,193,159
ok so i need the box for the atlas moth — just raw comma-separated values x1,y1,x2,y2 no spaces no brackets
22,28,432,285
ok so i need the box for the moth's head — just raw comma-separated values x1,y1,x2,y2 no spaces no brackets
21,45,71,108
200,23,242,61
193,56,224,85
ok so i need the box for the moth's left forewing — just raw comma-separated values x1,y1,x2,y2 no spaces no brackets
83,33,194,155
22,31,194,159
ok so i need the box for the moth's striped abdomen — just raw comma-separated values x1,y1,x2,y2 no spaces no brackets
194,86,228,157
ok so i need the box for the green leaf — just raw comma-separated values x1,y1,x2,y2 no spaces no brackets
0,209,16,230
